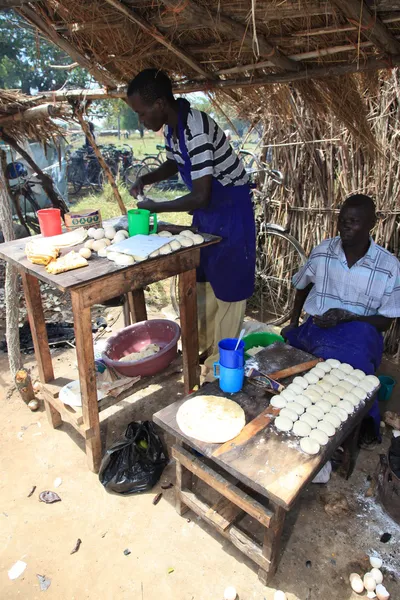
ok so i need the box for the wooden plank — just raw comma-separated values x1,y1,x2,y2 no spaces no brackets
71,291,102,472
176,456,193,516
178,268,200,394
205,497,244,531
128,289,147,323
267,358,321,380
258,504,286,584
172,445,273,526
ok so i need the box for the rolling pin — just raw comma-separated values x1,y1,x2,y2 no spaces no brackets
267,358,322,381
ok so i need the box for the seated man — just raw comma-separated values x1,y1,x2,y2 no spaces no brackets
282,194,400,444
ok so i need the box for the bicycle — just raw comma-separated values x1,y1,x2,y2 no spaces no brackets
67,146,102,194
169,165,306,326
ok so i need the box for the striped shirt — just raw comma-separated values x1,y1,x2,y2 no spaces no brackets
164,108,248,186
292,236,400,318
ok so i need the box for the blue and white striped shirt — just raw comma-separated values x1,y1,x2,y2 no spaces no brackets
292,237,400,318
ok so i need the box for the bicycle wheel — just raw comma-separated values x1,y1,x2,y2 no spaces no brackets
124,162,143,187
67,163,83,194
250,227,306,326
141,156,162,168
21,188,42,234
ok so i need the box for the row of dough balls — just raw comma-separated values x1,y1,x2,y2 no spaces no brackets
148,230,204,258
272,359,380,455
83,226,129,259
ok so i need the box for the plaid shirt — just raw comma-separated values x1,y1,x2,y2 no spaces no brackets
292,237,400,318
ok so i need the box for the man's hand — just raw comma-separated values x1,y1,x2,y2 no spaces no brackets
281,322,298,339
129,177,144,198
313,308,355,328
137,198,158,211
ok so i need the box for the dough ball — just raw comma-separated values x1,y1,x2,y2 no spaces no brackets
331,385,347,399
330,406,348,422
352,369,366,381
92,239,107,252
98,247,107,257
306,405,324,421
317,381,332,393
331,368,345,380
323,374,340,386
176,235,194,247
93,228,105,240
326,358,341,368
353,387,368,401
159,243,172,255
280,389,297,402
158,230,173,237
309,428,329,446
117,229,129,238
344,374,360,386
339,362,354,374
192,234,204,245
300,436,320,455
310,366,325,379
364,573,377,592
323,391,340,406
79,247,91,259
317,420,335,437
275,415,293,432
304,372,319,385
170,240,182,251
270,396,287,409
180,229,196,239
113,231,128,244
359,378,376,393
338,399,354,414
369,557,383,570
149,250,160,258
324,412,341,429
286,383,303,395
318,362,332,373
114,253,135,266
104,226,116,240
87,227,97,238
299,412,318,429
342,392,360,407
303,389,321,403
339,380,354,393
315,399,332,413
370,568,383,585
273,592,287,600
293,376,308,390
293,420,311,437
84,239,94,249
280,407,298,422
287,401,304,415
307,384,324,397
296,395,312,409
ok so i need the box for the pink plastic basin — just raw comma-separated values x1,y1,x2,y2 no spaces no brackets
102,319,181,377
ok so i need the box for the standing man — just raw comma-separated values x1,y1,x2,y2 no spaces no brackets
126,69,255,373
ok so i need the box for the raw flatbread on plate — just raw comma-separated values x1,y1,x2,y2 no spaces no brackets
176,395,245,443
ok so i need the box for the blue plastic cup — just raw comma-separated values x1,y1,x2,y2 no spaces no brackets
214,362,244,393
378,375,396,401
218,338,245,369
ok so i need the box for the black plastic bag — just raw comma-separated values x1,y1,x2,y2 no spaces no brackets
99,421,168,495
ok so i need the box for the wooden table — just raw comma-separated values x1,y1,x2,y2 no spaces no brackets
0,227,219,472
154,343,376,583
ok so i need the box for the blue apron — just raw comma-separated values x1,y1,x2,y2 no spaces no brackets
166,107,255,303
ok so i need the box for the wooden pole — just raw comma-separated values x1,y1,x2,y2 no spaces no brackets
74,109,127,215
0,103,68,125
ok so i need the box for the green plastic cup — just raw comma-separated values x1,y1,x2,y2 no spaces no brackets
127,208,157,236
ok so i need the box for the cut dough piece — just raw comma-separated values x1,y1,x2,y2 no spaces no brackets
317,381,332,393
287,401,305,415
306,406,324,420
158,230,173,237
332,386,347,399
310,366,325,379
275,415,293,432
270,396,287,409
300,437,320,455
353,387,368,401
324,412,341,428
326,358,341,368
97,247,107,258
296,395,312,409
318,362,332,373
114,253,135,266
303,389,321,403
176,235,194,247
304,372,319,385
191,234,204,245
92,239,107,252
299,412,318,429
176,395,245,443
280,389,297,402
352,369,366,381
280,407,298,422
309,428,329,446
286,383,303,395
293,420,312,437
331,406,348,422
344,374,360,386
317,420,335,437
339,380,354,393
169,240,182,251
307,384,324,397
338,363,354,374
331,368,345,380
323,392,340,406
342,392,360,407
292,376,308,390
105,226,116,240
365,375,380,386
159,243,172,255
149,249,160,258
315,399,332,413
180,229,197,239
323,374,340,386
359,379,376,393
338,399,354,414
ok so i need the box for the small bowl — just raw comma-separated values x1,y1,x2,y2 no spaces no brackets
102,319,181,377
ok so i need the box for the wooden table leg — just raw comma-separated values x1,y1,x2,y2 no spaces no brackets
341,420,363,480
175,441,193,516
127,289,147,323
258,503,286,585
179,269,200,394
21,272,61,428
71,291,102,473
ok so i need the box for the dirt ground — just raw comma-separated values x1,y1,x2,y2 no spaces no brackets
1,306,400,600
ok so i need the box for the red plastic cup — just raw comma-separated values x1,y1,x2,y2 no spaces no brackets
37,208,62,237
